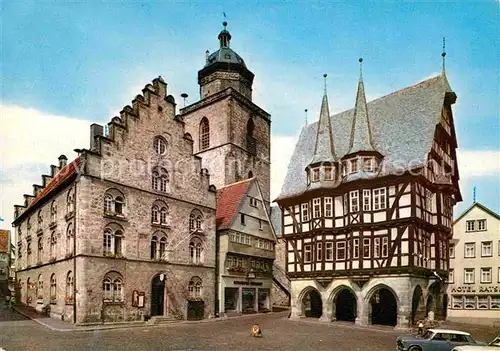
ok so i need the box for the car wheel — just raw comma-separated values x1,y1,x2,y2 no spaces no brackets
408,347,422,351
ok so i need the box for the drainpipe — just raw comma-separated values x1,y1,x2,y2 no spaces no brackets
214,231,220,317
73,180,77,323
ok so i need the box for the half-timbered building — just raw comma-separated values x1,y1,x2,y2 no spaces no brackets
275,62,462,329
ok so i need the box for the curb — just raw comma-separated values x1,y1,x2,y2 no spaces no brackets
287,317,407,334
13,307,288,333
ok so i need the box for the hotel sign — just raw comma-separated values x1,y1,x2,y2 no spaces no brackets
450,285,500,293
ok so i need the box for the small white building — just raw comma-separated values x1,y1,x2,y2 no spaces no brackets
447,202,500,326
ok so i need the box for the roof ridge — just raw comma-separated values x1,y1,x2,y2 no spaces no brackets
217,177,254,190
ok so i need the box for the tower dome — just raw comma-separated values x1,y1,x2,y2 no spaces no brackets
198,21,254,100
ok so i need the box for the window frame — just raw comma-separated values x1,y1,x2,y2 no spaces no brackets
301,203,309,222
336,241,346,261
316,242,323,261
349,190,359,213
449,243,455,259
312,168,320,182
480,267,492,283
324,166,333,181
464,242,475,258
363,238,371,258
324,197,333,217
200,118,210,150
325,242,333,261
304,244,312,263
154,136,167,155
373,187,386,210
465,220,475,232
363,189,371,211
464,268,474,284
313,198,321,218
448,268,454,283
481,241,492,257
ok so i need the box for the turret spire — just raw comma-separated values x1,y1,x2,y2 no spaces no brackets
218,21,231,48
309,74,337,165
347,58,376,154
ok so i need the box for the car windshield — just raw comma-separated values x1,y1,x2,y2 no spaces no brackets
422,331,434,340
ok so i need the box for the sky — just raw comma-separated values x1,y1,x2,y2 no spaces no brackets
1,1,499,230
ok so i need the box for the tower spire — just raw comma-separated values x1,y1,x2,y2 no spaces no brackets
442,37,446,73
347,58,376,154
309,74,337,165
218,21,231,48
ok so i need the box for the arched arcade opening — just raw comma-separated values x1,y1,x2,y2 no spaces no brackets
335,288,357,322
369,287,398,326
302,288,323,318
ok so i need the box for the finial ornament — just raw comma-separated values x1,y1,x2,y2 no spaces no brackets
359,57,363,78
323,73,327,94
223,21,228,28
473,185,476,203
442,37,446,73
305,109,308,126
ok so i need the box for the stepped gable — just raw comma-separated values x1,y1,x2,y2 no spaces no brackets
13,156,82,223
216,178,252,230
276,74,454,201
89,76,178,155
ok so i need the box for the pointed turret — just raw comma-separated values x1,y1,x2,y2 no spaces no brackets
341,59,383,178
306,74,339,186
310,74,337,165
348,58,376,154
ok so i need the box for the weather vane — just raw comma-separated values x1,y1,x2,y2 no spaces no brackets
442,37,446,73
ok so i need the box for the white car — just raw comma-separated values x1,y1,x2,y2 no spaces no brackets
452,335,500,350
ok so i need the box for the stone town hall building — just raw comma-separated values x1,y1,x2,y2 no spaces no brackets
275,62,462,328
12,22,280,324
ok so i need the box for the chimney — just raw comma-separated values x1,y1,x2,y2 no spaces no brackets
58,155,68,168
90,123,104,151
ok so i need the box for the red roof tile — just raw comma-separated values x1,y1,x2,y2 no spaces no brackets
0,230,9,253
216,179,252,230
26,156,82,211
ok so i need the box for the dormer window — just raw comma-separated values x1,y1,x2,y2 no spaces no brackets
341,162,347,177
349,159,358,174
324,166,333,181
312,168,320,182
363,157,373,172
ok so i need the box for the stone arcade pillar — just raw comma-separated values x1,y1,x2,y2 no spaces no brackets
319,293,332,322
355,290,368,326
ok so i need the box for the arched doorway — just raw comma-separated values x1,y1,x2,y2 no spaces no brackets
335,289,357,322
302,289,322,318
411,285,424,325
151,274,165,316
370,288,398,326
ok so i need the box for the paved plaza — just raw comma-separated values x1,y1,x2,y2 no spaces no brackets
0,304,498,351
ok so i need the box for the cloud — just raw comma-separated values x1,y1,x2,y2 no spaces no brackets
270,134,300,202
456,150,500,178
0,105,97,230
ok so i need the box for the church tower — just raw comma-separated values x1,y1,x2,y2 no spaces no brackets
180,22,271,206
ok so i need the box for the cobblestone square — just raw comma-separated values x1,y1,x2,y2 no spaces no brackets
1,308,498,351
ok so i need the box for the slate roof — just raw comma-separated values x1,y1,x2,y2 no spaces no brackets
216,178,252,230
13,156,82,224
269,206,282,238
0,230,9,253
276,73,454,201
205,47,247,68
